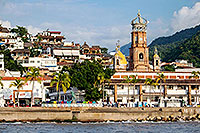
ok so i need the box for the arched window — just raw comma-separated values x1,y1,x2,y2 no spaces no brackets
156,60,159,66
139,53,143,61
117,59,119,65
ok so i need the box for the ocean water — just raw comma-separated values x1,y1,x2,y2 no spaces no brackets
0,122,200,133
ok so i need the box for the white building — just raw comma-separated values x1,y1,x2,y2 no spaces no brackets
0,25,24,51
0,77,51,107
106,71,200,107
21,56,57,71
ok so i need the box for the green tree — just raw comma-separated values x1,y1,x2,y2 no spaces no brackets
101,48,108,54
64,60,114,101
97,72,106,102
144,78,158,104
163,65,175,71
0,49,25,75
9,78,25,107
0,76,3,89
123,75,140,104
25,67,42,107
156,72,166,102
50,72,71,102
123,76,132,104
130,75,140,102
11,25,29,43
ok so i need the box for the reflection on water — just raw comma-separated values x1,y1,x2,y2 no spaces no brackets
0,122,200,133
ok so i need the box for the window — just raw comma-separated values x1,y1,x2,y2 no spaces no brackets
156,60,158,66
135,36,138,43
37,61,40,63
117,99,122,102
139,53,143,61
30,61,34,63
155,96,159,102
117,59,119,65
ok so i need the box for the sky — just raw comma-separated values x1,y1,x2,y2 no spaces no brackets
0,0,200,51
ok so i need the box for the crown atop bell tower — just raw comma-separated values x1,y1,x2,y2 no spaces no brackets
131,10,148,32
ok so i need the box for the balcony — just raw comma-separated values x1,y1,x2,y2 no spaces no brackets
167,89,187,95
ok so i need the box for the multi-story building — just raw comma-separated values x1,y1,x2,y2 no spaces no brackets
36,30,65,46
21,56,57,71
53,42,80,67
0,25,24,51
81,42,102,58
11,49,30,62
0,77,51,107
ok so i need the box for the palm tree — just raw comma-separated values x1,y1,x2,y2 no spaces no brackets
156,72,166,105
189,71,200,105
144,78,153,103
25,67,42,107
97,72,106,103
0,76,3,89
9,78,25,107
130,75,140,103
50,72,71,102
123,76,132,104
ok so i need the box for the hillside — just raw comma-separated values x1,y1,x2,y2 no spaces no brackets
118,42,131,56
163,31,200,67
150,24,200,47
149,24,200,61
117,24,200,66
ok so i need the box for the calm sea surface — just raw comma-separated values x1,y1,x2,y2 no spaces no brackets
0,122,200,133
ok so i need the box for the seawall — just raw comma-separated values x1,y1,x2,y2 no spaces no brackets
0,107,200,122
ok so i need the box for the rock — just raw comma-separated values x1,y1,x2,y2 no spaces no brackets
169,115,174,118
137,118,143,122
167,117,171,121
191,115,197,121
197,114,200,119
157,117,162,121
171,118,177,122
162,117,167,122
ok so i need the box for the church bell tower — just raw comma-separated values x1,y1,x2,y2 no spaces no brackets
129,11,151,71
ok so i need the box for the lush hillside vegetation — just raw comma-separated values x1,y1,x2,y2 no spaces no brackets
159,31,200,67
150,25,200,47
149,25,200,61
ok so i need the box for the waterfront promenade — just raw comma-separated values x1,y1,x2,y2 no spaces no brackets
0,107,200,122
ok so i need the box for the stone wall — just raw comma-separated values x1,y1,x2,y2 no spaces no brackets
0,107,200,122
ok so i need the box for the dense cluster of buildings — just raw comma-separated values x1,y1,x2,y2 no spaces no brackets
0,11,200,107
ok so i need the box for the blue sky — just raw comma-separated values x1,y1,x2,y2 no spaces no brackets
0,0,200,50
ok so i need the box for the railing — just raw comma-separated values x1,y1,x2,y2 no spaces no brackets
42,103,102,108
167,90,187,95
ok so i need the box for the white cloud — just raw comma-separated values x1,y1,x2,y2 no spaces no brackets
0,19,42,36
171,2,200,32
62,25,130,51
26,25,42,35
148,18,170,44
0,19,12,28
